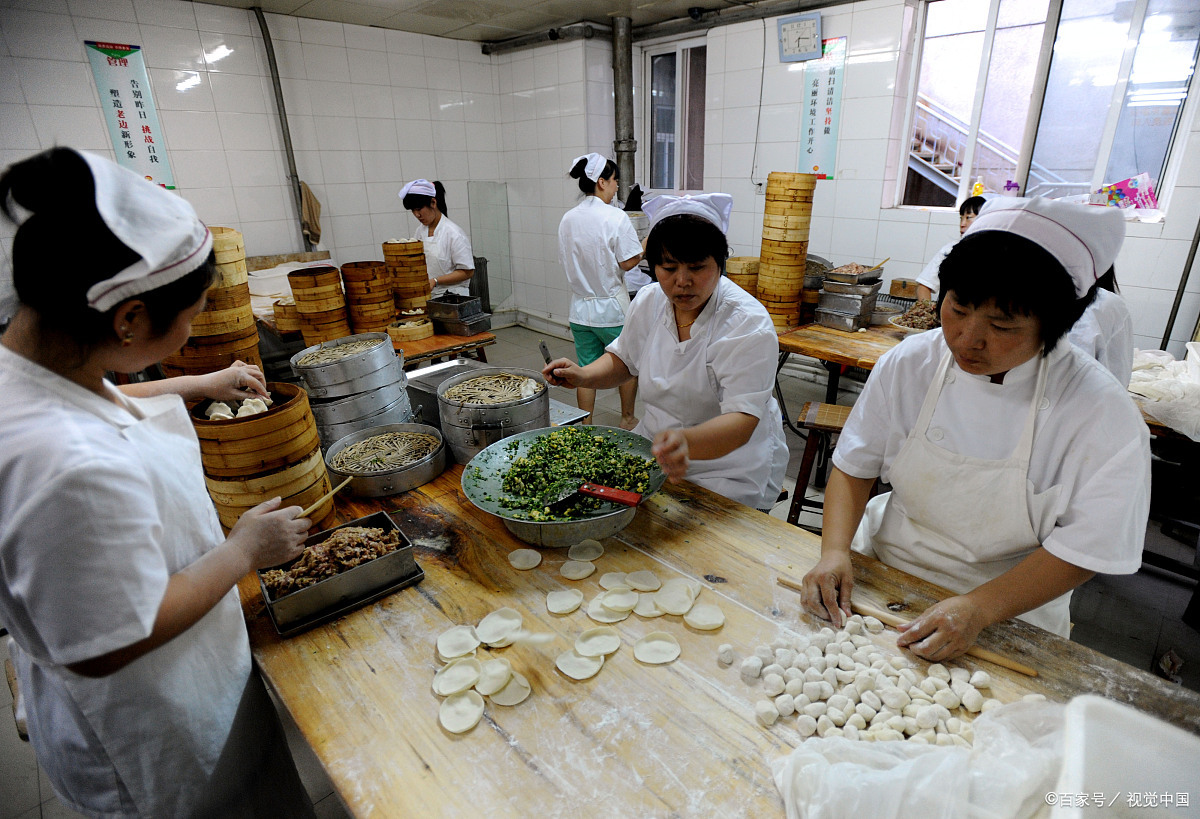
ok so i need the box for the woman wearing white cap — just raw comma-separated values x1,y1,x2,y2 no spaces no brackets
801,197,1150,659
0,148,314,817
544,193,788,511
558,153,644,428
399,178,474,298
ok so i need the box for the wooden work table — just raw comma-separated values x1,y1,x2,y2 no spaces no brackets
777,323,910,403
394,331,496,369
244,466,1200,817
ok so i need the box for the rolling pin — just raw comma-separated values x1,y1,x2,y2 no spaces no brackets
775,575,1038,677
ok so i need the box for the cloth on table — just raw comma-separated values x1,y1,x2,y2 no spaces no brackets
1129,343,1200,441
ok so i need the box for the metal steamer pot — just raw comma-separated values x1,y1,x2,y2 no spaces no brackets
316,392,414,452
325,423,446,498
461,426,667,547
437,367,550,464
290,333,404,400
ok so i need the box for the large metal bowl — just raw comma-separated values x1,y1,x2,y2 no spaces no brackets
461,425,666,548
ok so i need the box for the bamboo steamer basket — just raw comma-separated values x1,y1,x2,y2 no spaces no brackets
387,318,434,342
212,259,248,289
395,296,430,310
210,226,245,268
766,171,818,188
274,299,301,333
193,383,322,475
726,257,759,277
341,260,388,280
289,268,342,290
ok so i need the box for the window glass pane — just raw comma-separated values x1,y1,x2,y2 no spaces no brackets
1103,0,1200,191
1027,0,1130,198
683,46,706,190
903,0,987,206
649,53,677,190
967,0,1048,195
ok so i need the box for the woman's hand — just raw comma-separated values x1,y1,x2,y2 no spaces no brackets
542,357,584,388
651,429,689,482
801,551,854,628
895,596,987,661
227,497,310,572
199,360,268,402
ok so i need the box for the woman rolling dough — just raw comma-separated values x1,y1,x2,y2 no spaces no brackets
801,197,1150,660
543,193,788,511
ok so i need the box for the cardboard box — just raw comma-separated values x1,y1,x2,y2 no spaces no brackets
890,278,919,298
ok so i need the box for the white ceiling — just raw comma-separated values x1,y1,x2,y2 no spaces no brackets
193,0,753,44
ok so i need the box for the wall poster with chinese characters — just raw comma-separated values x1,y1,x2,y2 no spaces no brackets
85,41,175,189
798,37,847,180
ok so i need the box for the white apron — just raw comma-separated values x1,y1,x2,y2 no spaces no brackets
14,392,259,817
633,298,787,510
851,351,1071,636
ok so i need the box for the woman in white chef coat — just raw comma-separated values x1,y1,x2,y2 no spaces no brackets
801,197,1150,660
914,196,986,302
0,147,315,818
400,178,474,298
543,193,788,511
1068,267,1134,387
559,153,644,429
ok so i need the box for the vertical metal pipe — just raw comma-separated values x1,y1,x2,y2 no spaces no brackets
1159,213,1200,349
612,17,636,202
252,6,310,251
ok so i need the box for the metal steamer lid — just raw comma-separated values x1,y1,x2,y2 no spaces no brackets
290,333,403,390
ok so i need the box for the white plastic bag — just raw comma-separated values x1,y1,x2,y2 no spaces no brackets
771,701,1064,819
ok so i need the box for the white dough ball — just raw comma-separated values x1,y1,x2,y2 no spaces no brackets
969,670,992,689
796,714,818,737
740,656,764,682
717,644,735,665
763,673,786,697
774,693,796,717
755,700,780,727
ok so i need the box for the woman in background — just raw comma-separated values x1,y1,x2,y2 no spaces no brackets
558,153,644,429
915,195,987,302
400,178,475,298
1069,266,1134,387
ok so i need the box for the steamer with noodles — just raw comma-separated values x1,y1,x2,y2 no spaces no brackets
290,333,404,400
437,367,550,464
316,392,413,453
325,423,446,497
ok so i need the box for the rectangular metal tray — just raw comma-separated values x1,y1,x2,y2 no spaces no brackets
258,511,423,637
822,279,883,296
433,312,492,336
815,307,871,332
426,294,482,320
825,268,882,285
818,291,878,316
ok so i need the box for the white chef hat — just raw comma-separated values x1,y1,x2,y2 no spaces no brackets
399,179,436,200
964,197,1126,297
76,150,212,313
570,153,608,183
643,193,734,235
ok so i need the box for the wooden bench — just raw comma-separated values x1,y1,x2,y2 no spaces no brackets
786,401,852,527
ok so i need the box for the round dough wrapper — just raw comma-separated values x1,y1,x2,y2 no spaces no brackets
556,649,605,680
476,607,524,647
436,625,480,659
508,549,542,570
634,631,681,664
586,595,631,623
625,570,661,592
654,579,696,616
560,560,596,581
575,626,621,657
599,586,639,613
598,571,628,590
683,603,725,631
567,539,604,561
633,594,664,618
474,658,513,696
439,690,485,734
489,671,531,706
546,588,584,614
432,657,482,696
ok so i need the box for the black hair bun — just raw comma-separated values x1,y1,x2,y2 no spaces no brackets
569,158,588,179
0,147,94,222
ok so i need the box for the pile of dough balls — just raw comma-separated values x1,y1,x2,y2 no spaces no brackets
433,607,535,734
205,397,270,421
723,613,1003,745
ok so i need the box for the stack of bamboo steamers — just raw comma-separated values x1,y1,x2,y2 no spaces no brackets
341,261,395,334
161,226,261,376
383,239,434,343
757,172,817,331
287,265,351,346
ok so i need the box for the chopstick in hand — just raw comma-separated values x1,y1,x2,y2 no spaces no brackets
298,475,353,519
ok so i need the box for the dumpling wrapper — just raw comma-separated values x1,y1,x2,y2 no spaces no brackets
598,571,628,590
560,560,596,581
205,401,232,419
476,607,523,647
599,586,638,613
683,602,725,631
547,588,584,614
555,649,605,680
586,595,630,624
575,626,621,657
436,625,480,659
474,658,513,696
625,570,661,592
432,657,482,696
439,690,485,733
633,594,665,618
208,412,234,421
489,671,531,706
567,539,604,561
634,631,681,664
508,549,542,570
654,578,698,616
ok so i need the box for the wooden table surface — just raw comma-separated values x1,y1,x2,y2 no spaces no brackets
393,331,496,368
244,466,1200,817
777,323,911,369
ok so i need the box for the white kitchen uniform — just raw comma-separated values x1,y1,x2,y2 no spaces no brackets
423,216,474,298
559,196,644,328
915,240,956,299
0,347,274,817
834,330,1149,636
1069,288,1134,388
607,277,788,509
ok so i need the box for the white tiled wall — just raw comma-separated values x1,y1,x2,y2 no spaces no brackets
2,0,1197,353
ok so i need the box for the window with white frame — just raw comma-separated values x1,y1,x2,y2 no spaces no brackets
644,39,707,191
902,0,1199,209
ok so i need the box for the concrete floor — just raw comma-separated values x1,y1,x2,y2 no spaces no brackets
2,322,1196,818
